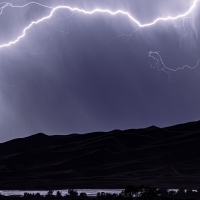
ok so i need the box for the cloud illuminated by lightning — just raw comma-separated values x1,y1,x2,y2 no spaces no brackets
0,0,199,49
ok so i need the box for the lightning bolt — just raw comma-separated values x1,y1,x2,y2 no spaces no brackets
0,0,199,49
148,51,200,81
149,51,200,72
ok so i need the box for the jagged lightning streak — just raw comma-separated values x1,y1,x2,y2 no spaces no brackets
149,51,200,72
148,51,200,81
0,0,199,49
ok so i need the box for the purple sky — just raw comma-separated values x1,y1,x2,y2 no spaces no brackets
1,0,200,142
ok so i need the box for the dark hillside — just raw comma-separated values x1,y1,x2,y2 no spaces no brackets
1,121,200,189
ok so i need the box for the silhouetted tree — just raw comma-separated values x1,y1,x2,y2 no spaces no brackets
177,189,185,195
56,191,62,198
168,191,176,196
24,192,34,197
186,189,193,195
124,185,139,198
68,189,78,197
139,187,158,200
79,192,87,198
46,190,54,197
97,192,107,200
35,193,41,198
157,188,168,196
97,192,101,199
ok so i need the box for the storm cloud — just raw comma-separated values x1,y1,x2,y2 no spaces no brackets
1,0,200,142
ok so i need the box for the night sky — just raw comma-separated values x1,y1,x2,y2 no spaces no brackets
1,0,200,142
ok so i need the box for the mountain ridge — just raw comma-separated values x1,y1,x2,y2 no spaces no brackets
1,120,200,189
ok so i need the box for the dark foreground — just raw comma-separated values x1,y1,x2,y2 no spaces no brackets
0,186,199,200
1,120,200,189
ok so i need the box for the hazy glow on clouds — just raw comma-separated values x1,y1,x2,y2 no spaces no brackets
0,0,200,142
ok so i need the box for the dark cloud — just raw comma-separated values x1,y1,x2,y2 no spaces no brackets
1,0,200,142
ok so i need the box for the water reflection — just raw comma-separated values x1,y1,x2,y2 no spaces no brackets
0,189,123,197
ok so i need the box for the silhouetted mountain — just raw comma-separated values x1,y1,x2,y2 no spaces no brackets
1,121,200,190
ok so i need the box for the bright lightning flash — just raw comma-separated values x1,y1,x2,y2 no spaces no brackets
0,0,199,49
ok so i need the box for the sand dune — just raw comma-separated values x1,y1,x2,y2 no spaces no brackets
1,121,200,189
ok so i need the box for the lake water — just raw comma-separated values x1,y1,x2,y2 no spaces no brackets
0,189,123,196
0,189,187,197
